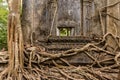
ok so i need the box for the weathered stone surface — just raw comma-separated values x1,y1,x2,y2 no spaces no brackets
21,0,120,61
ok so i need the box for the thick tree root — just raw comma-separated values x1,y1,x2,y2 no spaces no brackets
0,33,120,80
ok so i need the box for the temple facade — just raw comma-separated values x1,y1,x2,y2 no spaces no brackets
22,0,120,63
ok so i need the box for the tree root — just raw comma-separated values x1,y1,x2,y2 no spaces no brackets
1,33,120,79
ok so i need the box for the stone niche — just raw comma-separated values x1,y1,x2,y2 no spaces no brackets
48,0,104,39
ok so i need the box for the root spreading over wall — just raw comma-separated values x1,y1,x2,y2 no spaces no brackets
0,0,120,80
0,33,120,80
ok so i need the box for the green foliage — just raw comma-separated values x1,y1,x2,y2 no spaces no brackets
59,28,71,36
0,0,8,50
0,26,7,49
